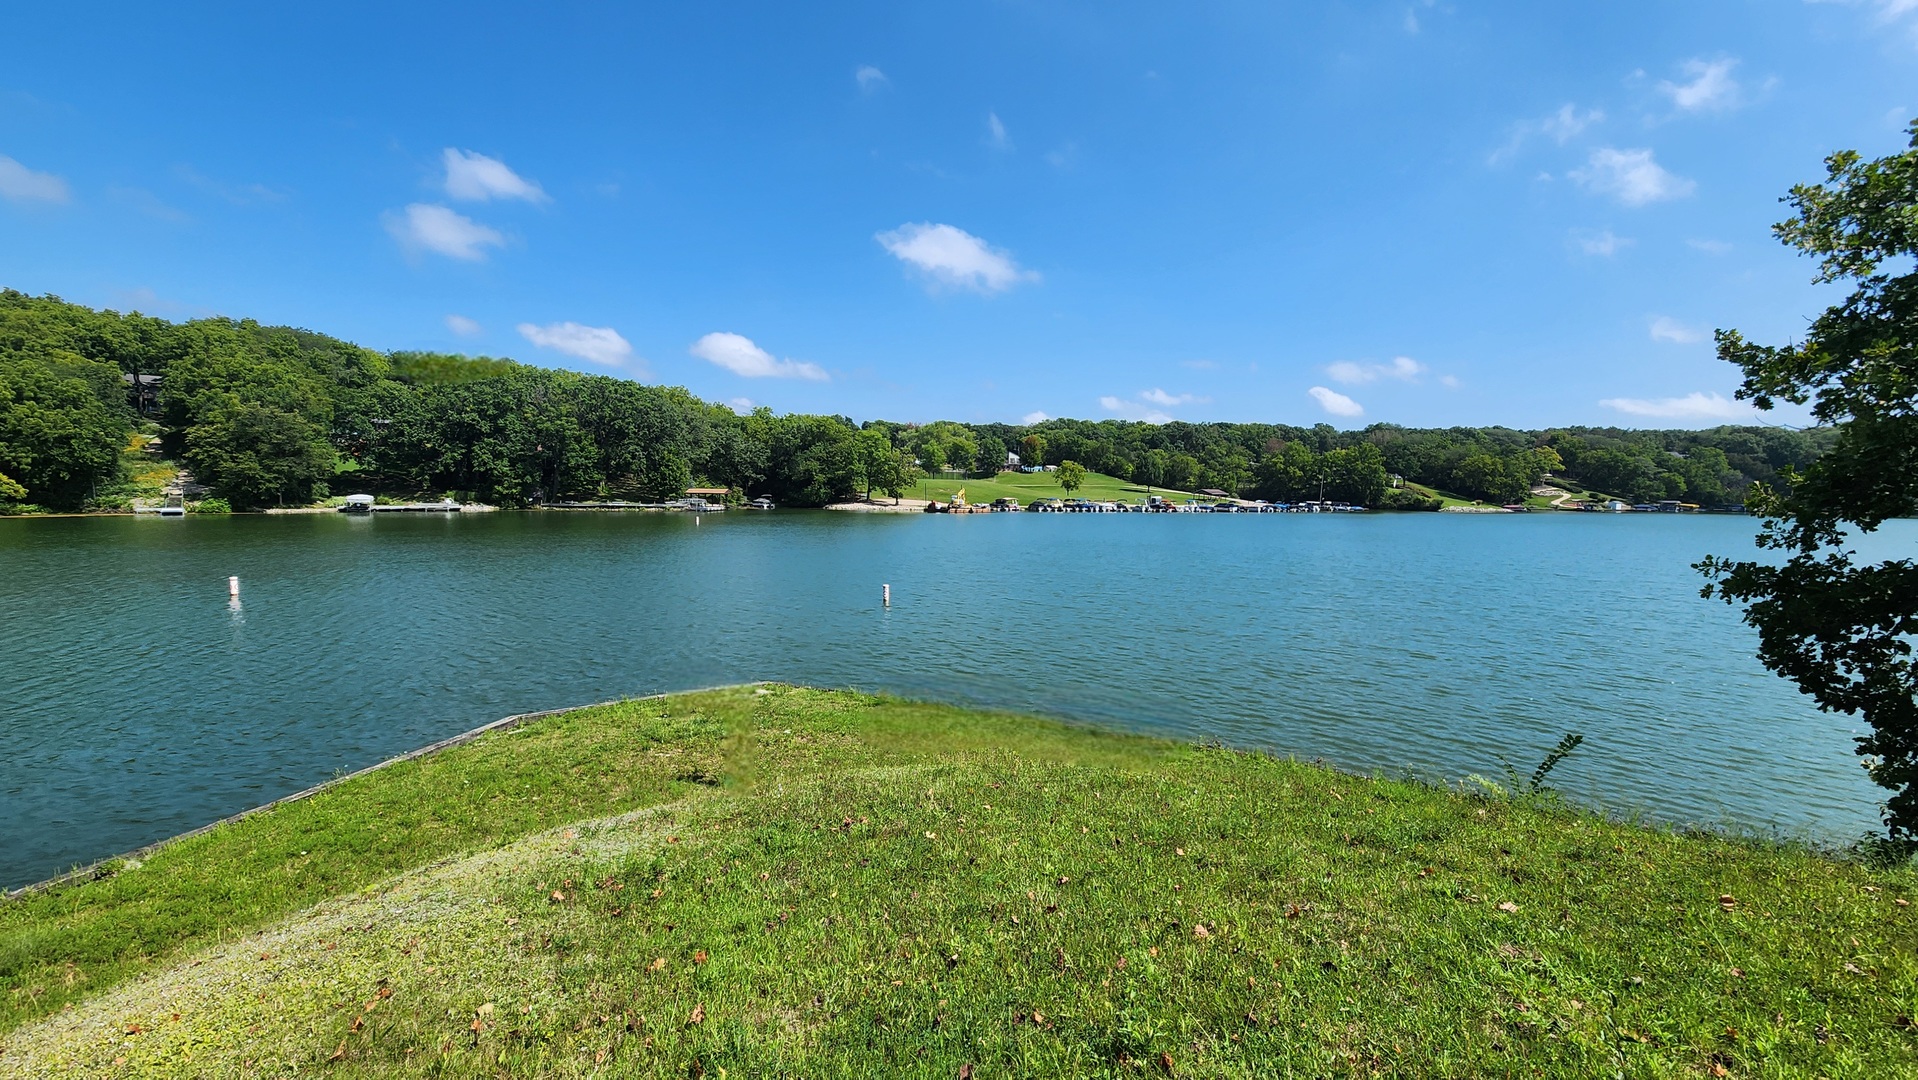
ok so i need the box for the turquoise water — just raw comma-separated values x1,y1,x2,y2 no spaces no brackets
1,511,1908,888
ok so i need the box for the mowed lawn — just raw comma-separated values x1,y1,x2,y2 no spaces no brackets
907,470,1206,506
1,686,1913,1077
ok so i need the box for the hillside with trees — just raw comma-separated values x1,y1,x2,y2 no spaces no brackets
0,289,1830,512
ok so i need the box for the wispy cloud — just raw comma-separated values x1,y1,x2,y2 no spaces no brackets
1687,237,1733,255
1309,386,1364,418
108,185,189,222
876,222,1039,294
1599,391,1747,420
856,66,889,92
1139,387,1210,407
690,332,828,381
986,112,1013,151
518,321,635,369
1402,0,1440,34
1440,374,1461,389
1098,395,1174,424
443,149,549,204
445,314,483,337
0,154,70,203
1489,104,1604,165
1571,147,1694,206
1021,410,1050,425
1326,356,1425,385
175,165,287,205
728,397,757,413
1658,58,1743,113
1649,316,1706,344
1572,228,1634,256
385,203,505,260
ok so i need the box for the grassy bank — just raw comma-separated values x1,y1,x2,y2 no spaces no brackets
1,686,1913,1077
912,470,1202,506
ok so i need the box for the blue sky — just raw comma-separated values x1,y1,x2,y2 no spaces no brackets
2,2,1913,429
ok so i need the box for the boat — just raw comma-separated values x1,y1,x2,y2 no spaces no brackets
748,497,775,510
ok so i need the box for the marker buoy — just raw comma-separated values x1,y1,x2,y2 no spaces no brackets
228,576,239,598
883,583,891,606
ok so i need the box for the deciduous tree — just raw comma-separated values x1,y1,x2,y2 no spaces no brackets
1699,123,1918,840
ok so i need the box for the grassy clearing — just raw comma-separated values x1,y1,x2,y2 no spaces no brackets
910,471,1202,506
2,686,1914,1077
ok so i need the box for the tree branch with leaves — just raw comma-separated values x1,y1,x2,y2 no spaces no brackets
1699,122,1918,841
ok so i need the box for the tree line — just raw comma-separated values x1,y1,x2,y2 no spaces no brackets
1,289,1828,511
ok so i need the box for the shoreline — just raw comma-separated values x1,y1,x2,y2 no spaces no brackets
1,684,767,901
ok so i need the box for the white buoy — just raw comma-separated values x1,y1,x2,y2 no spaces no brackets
883,583,891,606
228,575,239,598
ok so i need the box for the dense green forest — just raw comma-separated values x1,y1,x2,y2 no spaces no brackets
0,290,1831,511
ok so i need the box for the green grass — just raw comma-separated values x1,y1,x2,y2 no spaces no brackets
908,470,1203,506
2,686,1913,1077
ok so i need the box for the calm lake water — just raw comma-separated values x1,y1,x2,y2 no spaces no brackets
2,510,1910,888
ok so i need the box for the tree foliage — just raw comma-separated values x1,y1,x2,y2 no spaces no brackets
0,290,1840,514
1056,460,1087,494
1698,123,1918,840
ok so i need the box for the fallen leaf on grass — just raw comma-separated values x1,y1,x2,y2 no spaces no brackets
1718,894,1737,909
329,1040,346,1062
650,957,668,972
1497,901,1519,913
1160,1049,1177,1073
350,1016,364,1032
688,1003,706,1025
1192,924,1211,939
694,950,709,965
960,1065,974,1079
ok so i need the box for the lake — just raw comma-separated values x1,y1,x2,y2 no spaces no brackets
1,510,1908,889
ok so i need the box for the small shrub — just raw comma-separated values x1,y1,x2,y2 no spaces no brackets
186,497,232,515
1380,488,1442,512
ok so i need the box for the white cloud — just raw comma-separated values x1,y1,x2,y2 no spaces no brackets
876,222,1039,293
385,203,505,261
1598,391,1747,420
445,314,483,337
689,332,828,381
1571,148,1695,206
442,149,548,204
987,112,1013,151
728,397,757,413
1308,386,1365,417
1489,104,1603,165
1140,387,1210,407
1573,228,1634,256
856,65,889,92
1649,316,1706,344
1687,237,1733,254
517,321,635,368
0,154,70,203
1021,410,1050,425
1326,356,1425,385
1540,103,1604,143
1440,374,1461,389
1098,395,1174,424
1658,58,1742,113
